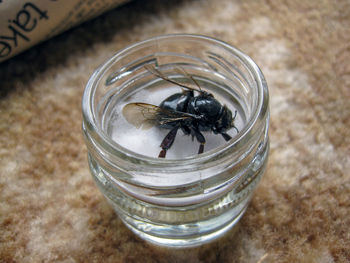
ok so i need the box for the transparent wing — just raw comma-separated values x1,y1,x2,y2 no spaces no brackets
145,65,202,93
174,67,202,92
122,102,195,130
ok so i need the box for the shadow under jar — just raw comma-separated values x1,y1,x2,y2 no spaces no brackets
82,34,269,247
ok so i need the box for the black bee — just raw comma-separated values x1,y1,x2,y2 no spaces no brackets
122,66,239,158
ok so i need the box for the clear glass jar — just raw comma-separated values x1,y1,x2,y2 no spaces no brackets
82,34,269,247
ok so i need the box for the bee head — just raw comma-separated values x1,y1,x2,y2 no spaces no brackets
214,106,233,133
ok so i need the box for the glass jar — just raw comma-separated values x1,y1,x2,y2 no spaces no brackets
82,34,269,247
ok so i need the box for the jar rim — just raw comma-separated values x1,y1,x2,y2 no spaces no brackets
82,33,268,167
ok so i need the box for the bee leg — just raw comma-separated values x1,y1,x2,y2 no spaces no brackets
182,125,195,142
181,124,191,135
221,132,232,141
159,126,179,158
189,127,196,142
198,143,205,154
192,128,206,154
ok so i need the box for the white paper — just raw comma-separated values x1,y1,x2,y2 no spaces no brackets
0,0,129,62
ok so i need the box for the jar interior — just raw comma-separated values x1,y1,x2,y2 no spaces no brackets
91,37,259,159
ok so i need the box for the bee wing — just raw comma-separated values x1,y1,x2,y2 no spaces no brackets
122,102,194,130
122,103,158,129
145,65,202,93
174,67,202,92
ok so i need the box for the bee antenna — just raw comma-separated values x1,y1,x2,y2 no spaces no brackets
233,110,238,120
231,110,239,134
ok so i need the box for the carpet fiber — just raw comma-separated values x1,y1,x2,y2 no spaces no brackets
1,0,349,262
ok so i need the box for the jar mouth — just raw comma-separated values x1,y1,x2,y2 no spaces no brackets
82,34,268,167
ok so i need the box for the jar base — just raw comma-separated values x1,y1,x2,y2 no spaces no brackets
119,206,247,248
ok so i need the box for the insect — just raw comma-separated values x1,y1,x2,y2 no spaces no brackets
122,66,239,158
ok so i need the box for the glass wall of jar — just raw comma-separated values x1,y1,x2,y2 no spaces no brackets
82,34,269,247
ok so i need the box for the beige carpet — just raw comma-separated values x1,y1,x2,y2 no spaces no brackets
1,0,349,262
